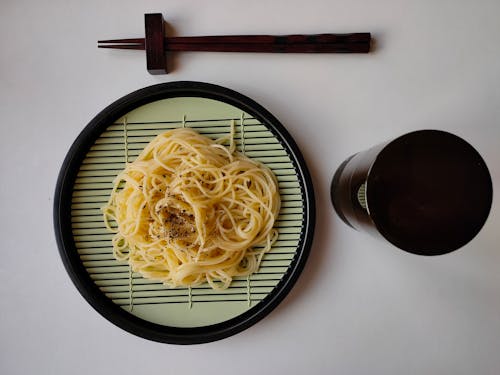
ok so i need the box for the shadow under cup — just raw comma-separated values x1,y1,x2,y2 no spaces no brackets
331,130,493,255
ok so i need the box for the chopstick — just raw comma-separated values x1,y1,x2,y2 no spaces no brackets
98,14,372,74
98,34,371,53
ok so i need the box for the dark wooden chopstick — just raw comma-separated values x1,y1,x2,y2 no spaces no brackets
165,41,370,53
98,33,371,53
98,38,145,44
98,44,144,50
98,13,372,74
167,33,371,44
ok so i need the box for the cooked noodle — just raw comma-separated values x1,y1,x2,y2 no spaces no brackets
103,125,280,290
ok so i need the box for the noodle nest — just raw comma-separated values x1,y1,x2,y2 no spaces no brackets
103,127,280,290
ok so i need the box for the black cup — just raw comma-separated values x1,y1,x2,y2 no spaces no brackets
331,130,493,255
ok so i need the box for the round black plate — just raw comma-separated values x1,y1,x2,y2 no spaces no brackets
54,81,315,344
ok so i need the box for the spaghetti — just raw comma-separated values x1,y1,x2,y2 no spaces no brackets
103,125,280,290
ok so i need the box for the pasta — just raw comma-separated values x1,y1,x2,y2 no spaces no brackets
103,125,280,290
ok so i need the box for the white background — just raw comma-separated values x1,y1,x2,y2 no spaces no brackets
1,0,500,374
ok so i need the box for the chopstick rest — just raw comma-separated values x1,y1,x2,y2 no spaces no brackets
98,13,372,75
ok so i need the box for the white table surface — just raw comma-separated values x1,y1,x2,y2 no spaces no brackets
1,0,500,374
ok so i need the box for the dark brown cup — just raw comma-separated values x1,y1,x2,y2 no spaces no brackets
330,130,493,255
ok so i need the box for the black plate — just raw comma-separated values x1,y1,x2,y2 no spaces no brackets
54,81,315,344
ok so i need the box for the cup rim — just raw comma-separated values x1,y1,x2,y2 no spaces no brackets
365,129,493,255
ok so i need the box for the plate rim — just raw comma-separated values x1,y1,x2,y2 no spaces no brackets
53,81,316,344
